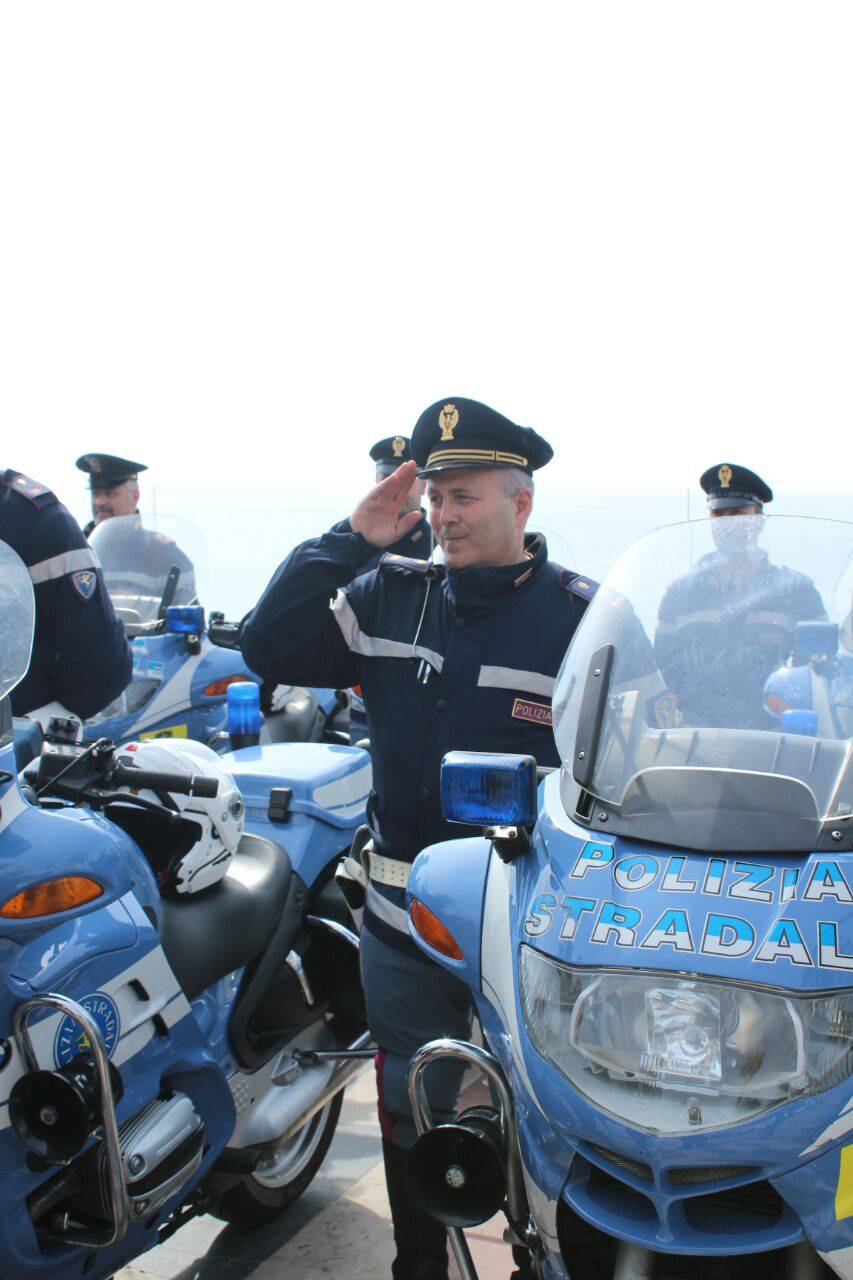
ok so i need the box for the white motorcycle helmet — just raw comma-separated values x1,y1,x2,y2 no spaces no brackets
114,739,244,896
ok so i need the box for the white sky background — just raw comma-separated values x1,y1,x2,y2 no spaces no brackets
1,1,851,528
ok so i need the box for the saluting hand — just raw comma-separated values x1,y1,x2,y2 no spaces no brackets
350,460,422,548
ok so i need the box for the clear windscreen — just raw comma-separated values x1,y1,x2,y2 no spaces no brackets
0,540,35,703
553,516,853,852
89,514,206,625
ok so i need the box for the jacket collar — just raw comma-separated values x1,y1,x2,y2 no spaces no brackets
445,532,548,613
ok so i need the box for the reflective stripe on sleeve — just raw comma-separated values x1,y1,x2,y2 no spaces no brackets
477,665,555,698
331,592,444,672
28,547,98,585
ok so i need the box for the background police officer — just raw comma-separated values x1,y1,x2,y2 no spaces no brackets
240,397,595,1280
77,453,197,604
76,452,148,537
655,463,826,727
0,467,131,725
366,435,432,564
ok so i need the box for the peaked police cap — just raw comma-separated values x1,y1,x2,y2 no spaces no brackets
700,462,773,510
411,397,553,477
76,453,148,491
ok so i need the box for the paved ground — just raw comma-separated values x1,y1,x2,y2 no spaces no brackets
117,1069,513,1280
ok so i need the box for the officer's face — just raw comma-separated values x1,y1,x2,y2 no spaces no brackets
375,466,424,516
426,468,532,569
708,504,761,520
92,481,139,524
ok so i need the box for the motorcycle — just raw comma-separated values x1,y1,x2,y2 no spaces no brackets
0,537,373,1279
402,514,853,1280
84,513,348,748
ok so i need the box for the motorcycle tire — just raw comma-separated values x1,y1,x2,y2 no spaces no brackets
213,1090,343,1226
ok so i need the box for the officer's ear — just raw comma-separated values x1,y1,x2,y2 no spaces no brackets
514,484,534,527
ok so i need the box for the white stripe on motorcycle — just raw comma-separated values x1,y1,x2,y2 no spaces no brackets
0,920,187,1127
312,760,373,818
128,637,212,734
0,783,29,835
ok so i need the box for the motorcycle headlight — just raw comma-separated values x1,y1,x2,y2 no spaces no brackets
519,945,853,1135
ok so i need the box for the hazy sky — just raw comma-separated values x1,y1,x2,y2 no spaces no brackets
2,1,851,513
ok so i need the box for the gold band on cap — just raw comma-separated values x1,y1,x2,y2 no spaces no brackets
425,447,528,469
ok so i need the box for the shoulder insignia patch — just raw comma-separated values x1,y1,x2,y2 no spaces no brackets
1,470,55,508
559,571,599,603
379,553,434,576
72,570,97,600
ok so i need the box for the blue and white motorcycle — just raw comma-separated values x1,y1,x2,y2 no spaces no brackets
404,515,853,1280
83,513,346,748
0,537,373,1279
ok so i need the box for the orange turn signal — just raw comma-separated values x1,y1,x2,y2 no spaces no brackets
203,675,252,697
0,876,104,920
409,899,463,960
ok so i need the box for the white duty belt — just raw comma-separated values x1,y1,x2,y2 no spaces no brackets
366,848,411,890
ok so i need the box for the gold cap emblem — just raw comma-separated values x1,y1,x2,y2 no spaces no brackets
392,436,406,458
89,456,102,473
718,464,733,489
439,403,459,441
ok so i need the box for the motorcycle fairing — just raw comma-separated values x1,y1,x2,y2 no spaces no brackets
0,892,235,1279
528,772,853,989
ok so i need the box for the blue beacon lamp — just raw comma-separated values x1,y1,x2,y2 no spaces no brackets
227,681,261,750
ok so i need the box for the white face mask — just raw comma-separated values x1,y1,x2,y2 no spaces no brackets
711,513,766,558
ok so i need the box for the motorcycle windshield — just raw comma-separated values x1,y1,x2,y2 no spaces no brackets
553,516,853,853
89,514,207,625
0,540,35,703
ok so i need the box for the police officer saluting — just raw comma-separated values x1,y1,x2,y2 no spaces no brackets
0,466,131,726
240,397,595,1280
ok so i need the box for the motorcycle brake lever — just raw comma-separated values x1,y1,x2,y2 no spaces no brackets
82,790,184,823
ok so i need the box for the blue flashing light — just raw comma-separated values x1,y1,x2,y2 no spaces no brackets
441,751,538,827
166,604,205,635
781,708,819,737
227,680,261,736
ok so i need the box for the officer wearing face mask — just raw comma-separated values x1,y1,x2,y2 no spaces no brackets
655,463,826,728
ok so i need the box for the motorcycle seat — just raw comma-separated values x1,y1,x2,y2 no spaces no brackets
260,688,322,743
159,832,293,1001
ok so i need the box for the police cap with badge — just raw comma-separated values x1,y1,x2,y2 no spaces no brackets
701,462,773,510
76,454,148,491
370,436,413,476
411,397,553,477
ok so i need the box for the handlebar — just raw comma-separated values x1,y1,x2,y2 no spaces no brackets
207,614,241,650
112,762,219,798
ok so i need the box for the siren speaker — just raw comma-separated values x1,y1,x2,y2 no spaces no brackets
407,1106,506,1228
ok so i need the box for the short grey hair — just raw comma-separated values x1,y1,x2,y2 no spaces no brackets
502,467,534,499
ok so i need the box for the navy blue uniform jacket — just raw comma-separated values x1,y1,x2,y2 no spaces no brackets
241,519,593,947
0,471,132,719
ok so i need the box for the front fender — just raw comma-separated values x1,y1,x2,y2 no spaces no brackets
406,836,491,988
